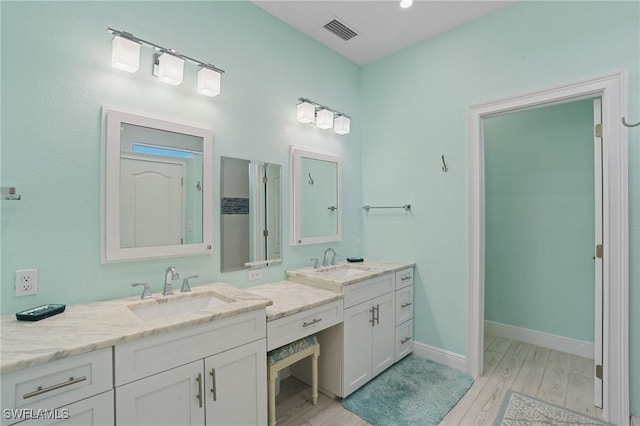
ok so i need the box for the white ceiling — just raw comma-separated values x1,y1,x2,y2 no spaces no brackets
252,0,516,65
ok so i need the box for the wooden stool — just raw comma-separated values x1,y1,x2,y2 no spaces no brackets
267,335,320,426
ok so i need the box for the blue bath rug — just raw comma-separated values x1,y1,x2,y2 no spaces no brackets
341,355,473,426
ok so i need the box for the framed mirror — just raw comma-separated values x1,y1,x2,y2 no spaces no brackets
290,146,342,246
220,157,282,272
103,107,213,262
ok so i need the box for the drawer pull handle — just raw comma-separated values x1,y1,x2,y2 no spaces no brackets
374,304,380,325
401,276,411,281
401,337,412,344
369,308,375,326
196,373,203,408
23,376,87,399
210,368,217,402
303,318,322,327
401,302,413,308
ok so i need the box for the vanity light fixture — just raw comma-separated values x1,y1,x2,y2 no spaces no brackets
111,33,141,73
296,97,351,135
316,109,334,130
197,66,221,97
107,27,225,97
297,101,316,124
334,115,351,135
156,52,184,86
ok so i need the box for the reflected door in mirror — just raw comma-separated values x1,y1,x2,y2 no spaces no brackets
103,108,213,262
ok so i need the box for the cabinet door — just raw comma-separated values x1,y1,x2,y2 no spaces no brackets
371,292,395,378
204,339,267,426
343,301,374,397
13,391,114,426
116,361,205,426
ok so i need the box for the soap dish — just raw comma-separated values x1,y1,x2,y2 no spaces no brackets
347,257,364,263
16,304,66,321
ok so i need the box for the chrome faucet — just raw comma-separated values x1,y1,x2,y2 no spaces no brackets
163,267,180,295
322,248,337,267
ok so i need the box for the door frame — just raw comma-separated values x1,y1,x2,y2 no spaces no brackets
466,71,629,424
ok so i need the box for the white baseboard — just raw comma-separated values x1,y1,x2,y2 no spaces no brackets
485,320,594,360
413,341,466,372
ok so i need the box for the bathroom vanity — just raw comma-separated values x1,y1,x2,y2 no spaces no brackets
0,284,271,426
286,260,415,398
0,261,414,425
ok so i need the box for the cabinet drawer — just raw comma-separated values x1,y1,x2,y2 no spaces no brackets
1,348,113,426
267,300,343,351
395,285,414,325
395,268,413,290
13,391,114,426
344,274,394,308
395,321,413,362
115,309,265,386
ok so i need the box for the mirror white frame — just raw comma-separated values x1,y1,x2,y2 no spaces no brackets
289,146,342,246
102,107,213,262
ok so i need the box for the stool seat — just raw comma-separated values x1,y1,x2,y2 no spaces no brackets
268,335,318,364
267,335,320,426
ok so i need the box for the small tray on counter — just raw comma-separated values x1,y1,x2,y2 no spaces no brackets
16,304,66,321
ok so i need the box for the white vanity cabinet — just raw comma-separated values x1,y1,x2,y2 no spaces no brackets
394,268,414,361
114,310,267,426
342,273,396,397
1,348,113,426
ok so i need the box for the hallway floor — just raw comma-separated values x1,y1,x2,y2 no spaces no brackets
275,334,605,425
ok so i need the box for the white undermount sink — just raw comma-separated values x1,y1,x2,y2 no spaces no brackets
128,292,230,321
311,264,372,279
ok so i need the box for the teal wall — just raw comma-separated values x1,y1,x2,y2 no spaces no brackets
360,1,639,414
1,0,639,417
1,1,362,311
484,99,596,343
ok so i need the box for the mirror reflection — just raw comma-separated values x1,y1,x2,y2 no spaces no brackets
290,146,342,246
120,123,203,248
103,108,213,262
301,157,338,238
220,157,282,272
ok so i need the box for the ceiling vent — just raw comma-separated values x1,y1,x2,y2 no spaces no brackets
323,19,358,41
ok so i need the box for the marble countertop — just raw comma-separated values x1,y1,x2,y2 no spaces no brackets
0,283,271,374
286,259,415,292
246,281,343,321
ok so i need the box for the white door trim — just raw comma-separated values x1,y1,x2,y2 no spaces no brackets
466,71,629,424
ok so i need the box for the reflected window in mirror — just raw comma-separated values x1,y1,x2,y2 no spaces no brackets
103,108,213,262
290,146,342,246
220,157,282,272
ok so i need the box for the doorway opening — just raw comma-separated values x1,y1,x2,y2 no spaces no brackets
481,97,602,415
466,71,629,424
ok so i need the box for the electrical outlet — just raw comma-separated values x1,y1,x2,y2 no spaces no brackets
355,239,362,251
15,269,38,296
248,269,263,281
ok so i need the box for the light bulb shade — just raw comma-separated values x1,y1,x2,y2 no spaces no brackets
297,102,316,124
400,0,414,8
316,109,334,130
197,67,221,97
158,52,184,86
334,115,351,135
111,35,141,73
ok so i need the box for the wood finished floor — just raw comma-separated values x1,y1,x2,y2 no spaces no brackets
275,334,605,426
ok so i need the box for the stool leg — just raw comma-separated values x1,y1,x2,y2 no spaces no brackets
311,352,319,406
268,370,277,426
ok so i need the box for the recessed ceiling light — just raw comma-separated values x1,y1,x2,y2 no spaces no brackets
400,0,414,8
